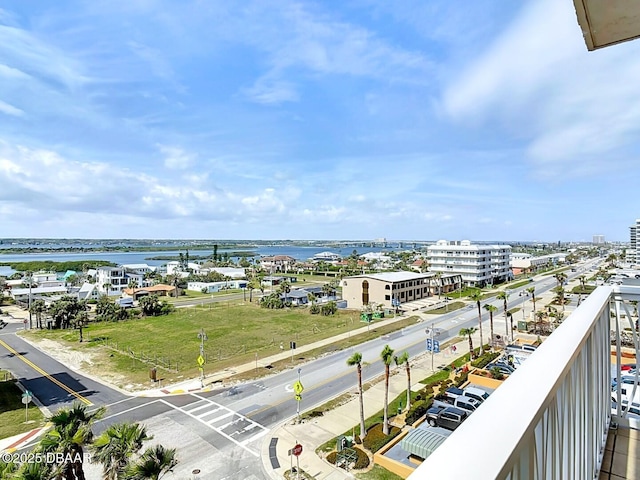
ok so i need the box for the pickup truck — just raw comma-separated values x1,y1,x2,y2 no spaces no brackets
433,395,482,414
425,406,468,431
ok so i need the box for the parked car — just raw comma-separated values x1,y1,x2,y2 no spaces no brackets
425,406,468,431
452,396,482,414
463,386,490,403
505,344,537,354
487,362,515,375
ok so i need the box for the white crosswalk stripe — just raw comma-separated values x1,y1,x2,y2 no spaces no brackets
160,393,269,457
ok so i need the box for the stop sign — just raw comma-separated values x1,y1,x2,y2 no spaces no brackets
292,444,303,456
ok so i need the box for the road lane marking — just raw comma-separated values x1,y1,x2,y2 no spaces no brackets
98,399,163,422
0,338,92,406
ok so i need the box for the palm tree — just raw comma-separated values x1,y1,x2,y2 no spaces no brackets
483,304,498,348
496,290,510,340
40,403,106,480
553,286,566,312
346,352,366,441
435,272,442,299
459,327,477,358
394,351,411,411
103,282,112,297
73,309,89,343
128,279,139,297
469,291,484,354
92,422,151,480
527,286,536,313
380,345,395,435
29,299,46,329
554,272,567,289
125,445,178,480
14,460,58,480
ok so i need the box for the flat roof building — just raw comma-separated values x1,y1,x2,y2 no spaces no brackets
427,240,512,287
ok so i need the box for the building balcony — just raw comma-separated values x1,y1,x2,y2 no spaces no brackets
409,284,640,480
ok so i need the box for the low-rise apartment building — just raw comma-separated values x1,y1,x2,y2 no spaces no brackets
340,271,461,310
427,240,512,287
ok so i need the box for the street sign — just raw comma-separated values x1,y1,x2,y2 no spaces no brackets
294,393,302,401
197,355,205,367
426,339,441,353
291,444,303,456
21,393,32,405
293,380,304,394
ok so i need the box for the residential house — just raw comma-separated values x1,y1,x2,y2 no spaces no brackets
259,255,297,273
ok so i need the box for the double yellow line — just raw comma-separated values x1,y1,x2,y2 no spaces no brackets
0,339,92,406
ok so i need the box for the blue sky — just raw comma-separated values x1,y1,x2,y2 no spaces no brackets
0,0,638,242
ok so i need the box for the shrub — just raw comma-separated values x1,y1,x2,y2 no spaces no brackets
453,371,469,387
405,397,433,426
326,447,369,470
363,423,401,453
471,351,500,369
353,447,369,469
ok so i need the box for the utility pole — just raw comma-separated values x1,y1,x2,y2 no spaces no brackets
27,271,32,330
197,328,208,388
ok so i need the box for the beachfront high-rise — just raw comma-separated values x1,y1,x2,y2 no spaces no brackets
630,219,639,265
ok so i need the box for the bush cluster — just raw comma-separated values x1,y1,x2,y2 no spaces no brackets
453,371,469,387
471,351,500,369
405,397,433,426
325,447,369,470
362,423,401,453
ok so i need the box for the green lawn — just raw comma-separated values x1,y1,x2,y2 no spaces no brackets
22,303,420,387
356,465,404,480
424,301,466,314
0,377,46,439
506,279,533,289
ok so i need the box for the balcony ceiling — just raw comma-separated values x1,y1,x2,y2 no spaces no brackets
574,0,640,50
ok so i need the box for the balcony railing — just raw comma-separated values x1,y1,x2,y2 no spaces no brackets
409,285,640,480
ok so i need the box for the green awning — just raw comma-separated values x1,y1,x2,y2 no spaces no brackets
400,427,451,460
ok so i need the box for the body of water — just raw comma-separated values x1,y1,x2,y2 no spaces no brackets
0,244,407,276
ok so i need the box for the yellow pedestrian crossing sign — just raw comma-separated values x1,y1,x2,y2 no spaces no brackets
293,380,304,394
197,355,205,367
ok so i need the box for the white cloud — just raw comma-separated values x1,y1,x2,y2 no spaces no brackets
242,76,299,104
158,144,196,170
441,0,640,177
0,100,23,117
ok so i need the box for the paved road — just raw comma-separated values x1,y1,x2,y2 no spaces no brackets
0,262,597,478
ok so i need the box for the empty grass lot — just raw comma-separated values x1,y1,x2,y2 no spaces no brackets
23,302,420,388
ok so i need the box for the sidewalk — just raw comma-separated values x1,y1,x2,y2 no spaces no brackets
259,335,472,480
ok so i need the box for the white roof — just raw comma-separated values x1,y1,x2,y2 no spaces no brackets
122,263,155,270
11,286,68,295
352,271,430,283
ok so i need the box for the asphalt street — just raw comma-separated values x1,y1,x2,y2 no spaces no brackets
0,264,596,478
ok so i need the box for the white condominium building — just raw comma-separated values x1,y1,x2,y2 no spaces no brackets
629,219,639,265
427,240,512,287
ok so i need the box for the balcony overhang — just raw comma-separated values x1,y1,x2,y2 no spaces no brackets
574,0,640,50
